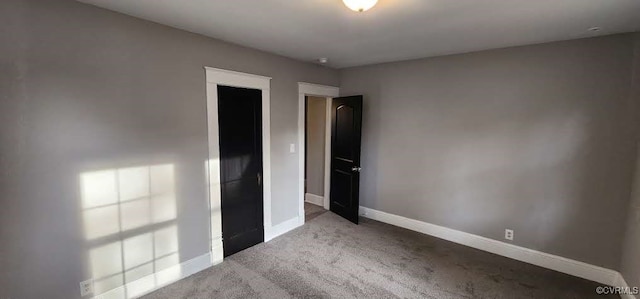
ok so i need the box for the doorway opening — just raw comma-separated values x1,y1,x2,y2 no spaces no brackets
297,83,339,224
305,96,329,222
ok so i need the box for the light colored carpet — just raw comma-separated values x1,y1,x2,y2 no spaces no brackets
304,202,327,222
142,212,615,299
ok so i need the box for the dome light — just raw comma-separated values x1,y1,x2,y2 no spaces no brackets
342,0,378,12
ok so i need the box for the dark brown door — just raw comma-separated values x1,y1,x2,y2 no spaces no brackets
330,95,363,224
218,85,264,257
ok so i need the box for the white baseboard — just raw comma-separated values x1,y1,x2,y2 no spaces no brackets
359,206,624,287
94,252,216,299
614,273,638,299
305,193,324,206
265,216,302,242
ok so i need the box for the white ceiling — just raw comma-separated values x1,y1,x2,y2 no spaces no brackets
78,0,640,68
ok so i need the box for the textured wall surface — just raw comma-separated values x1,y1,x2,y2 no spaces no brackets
0,0,338,298
340,34,639,269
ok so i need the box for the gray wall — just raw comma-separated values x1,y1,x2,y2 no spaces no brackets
340,34,639,269
0,0,338,298
2,0,639,297
621,33,640,287
305,96,326,196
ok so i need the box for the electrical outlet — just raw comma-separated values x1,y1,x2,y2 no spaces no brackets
505,229,514,241
80,279,93,297
289,143,296,153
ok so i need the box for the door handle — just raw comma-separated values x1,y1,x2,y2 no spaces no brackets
351,166,362,172
257,173,262,186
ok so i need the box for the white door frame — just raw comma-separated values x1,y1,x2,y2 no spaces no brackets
298,82,340,224
205,67,272,263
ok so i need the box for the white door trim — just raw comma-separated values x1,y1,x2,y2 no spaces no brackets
205,67,272,263
298,83,340,225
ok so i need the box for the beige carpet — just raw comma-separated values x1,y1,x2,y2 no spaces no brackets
143,212,615,299
305,202,327,222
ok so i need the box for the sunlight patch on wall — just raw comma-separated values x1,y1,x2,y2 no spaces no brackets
81,170,119,208
82,205,120,240
90,241,124,294
81,165,177,240
80,164,181,298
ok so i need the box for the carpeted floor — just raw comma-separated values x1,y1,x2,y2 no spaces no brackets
142,212,615,299
305,202,327,222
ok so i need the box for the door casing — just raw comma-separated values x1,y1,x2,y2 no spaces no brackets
297,83,340,224
205,67,272,264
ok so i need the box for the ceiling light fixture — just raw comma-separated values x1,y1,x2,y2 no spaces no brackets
342,0,378,12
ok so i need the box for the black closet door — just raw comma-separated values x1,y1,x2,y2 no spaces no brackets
218,85,264,256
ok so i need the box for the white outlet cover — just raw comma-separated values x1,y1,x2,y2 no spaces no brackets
80,279,93,296
505,229,514,241
289,143,296,153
